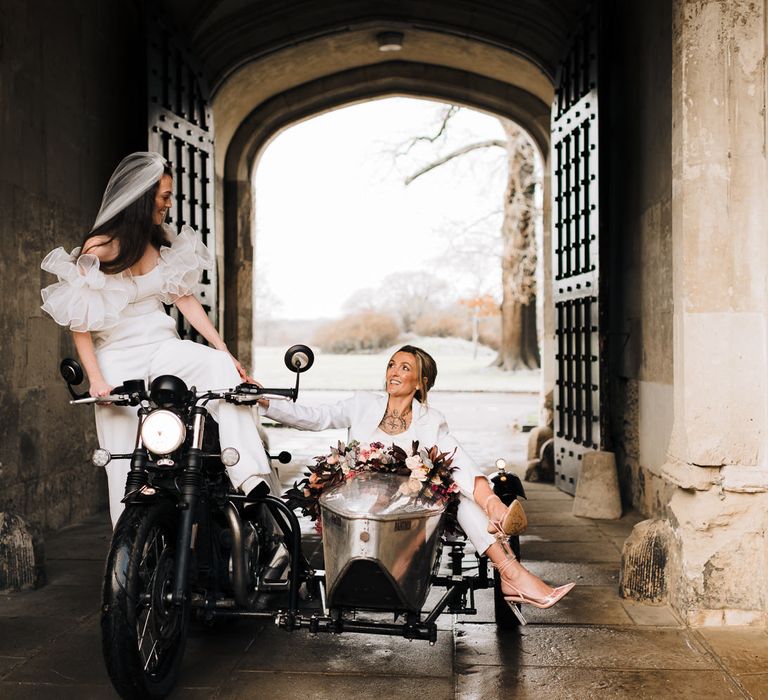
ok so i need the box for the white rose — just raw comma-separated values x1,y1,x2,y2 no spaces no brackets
405,455,423,470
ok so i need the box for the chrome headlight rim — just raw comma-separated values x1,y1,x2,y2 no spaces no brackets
140,409,186,455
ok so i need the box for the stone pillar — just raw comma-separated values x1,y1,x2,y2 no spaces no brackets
625,0,768,625
223,173,254,370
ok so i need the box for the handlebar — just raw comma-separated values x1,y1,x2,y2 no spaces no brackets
69,383,296,407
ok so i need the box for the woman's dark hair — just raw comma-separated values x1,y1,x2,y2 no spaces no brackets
79,163,173,274
394,345,437,403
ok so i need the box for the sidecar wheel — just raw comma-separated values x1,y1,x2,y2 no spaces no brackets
101,501,189,699
493,535,523,629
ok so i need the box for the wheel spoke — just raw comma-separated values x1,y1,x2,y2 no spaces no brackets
143,637,159,672
138,605,153,650
140,528,161,571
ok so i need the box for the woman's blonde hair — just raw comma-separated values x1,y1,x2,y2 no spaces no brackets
389,345,437,403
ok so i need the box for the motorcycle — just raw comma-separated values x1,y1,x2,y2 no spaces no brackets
59,345,526,700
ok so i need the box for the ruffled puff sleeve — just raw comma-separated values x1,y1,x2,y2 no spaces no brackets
157,225,214,304
40,248,131,332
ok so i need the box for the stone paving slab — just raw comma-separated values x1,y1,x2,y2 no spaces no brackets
697,627,768,675
4,624,110,686
521,525,607,542
519,512,601,527
0,615,81,657
217,672,455,700
454,623,719,671
521,540,623,563
234,622,454,677
456,666,744,699
0,581,100,619
619,599,680,627
43,557,105,587
0,682,118,699
523,561,622,587
742,674,768,700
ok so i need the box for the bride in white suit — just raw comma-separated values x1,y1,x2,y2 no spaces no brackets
261,345,574,611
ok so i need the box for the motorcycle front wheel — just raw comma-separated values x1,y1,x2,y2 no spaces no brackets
101,500,189,699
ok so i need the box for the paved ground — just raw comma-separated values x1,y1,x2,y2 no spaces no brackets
1,390,768,698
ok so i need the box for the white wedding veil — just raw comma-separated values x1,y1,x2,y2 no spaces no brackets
91,151,169,231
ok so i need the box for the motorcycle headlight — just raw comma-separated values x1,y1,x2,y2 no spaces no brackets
140,409,186,455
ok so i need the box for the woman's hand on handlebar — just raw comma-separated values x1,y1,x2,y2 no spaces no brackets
89,378,113,399
228,353,250,382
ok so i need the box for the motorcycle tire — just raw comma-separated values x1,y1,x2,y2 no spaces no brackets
101,500,190,699
493,534,523,629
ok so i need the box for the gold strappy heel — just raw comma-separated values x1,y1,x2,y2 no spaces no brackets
483,493,528,536
493,557,575,610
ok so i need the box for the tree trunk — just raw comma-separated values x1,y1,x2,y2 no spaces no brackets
494,120,540,370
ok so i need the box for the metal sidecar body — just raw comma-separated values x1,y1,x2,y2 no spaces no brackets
319,473,445,612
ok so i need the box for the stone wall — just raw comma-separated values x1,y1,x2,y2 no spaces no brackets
616,0,768,625
0,0,146,531
604,0,675,515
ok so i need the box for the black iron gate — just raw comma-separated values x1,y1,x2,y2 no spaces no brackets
551,7,602,495
146,13,217,341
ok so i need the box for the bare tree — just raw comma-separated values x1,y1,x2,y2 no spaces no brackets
402,109,540,370
342,287,379,314
495,120,539,369
378,271,449,332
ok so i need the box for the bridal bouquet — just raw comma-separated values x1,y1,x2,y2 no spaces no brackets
282,440,460,526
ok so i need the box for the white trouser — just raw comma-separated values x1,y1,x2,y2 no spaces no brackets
456,490,496,555
95,337,274,526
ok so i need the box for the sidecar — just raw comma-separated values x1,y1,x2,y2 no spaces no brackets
319,473,445,613
247,466,528,642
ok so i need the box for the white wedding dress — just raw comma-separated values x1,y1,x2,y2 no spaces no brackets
41,225,273,526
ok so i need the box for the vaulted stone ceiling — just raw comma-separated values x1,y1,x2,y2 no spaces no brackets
158,0,588,92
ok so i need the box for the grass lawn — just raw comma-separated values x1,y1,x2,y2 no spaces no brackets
251,337,541,393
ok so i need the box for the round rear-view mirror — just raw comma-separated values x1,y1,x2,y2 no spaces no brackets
60,358,84,386
284,345,314,373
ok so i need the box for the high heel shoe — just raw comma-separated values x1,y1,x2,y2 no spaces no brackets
483,493,528,536
494,558,575,609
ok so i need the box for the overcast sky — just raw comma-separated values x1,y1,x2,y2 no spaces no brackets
253,97,508,320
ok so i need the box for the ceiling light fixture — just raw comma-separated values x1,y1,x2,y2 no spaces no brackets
377,31,404,52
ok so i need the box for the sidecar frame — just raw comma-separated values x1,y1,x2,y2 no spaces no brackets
222,483,526,640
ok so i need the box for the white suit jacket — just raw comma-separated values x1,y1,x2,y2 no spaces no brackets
263,391,483,497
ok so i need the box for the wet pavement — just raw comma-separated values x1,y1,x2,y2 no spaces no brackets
1,390,767,698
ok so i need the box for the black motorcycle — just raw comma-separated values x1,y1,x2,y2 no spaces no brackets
60,345,525,700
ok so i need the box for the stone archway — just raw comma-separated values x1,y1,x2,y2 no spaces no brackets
218,62,554,395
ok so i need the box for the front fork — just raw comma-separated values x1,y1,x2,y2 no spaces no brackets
171,405,207,605
123,407,150,498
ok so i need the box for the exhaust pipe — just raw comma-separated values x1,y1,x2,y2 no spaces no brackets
223,501,252,609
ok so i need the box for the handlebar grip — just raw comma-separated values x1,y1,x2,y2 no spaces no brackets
69,394,130,405
237,384,295,399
